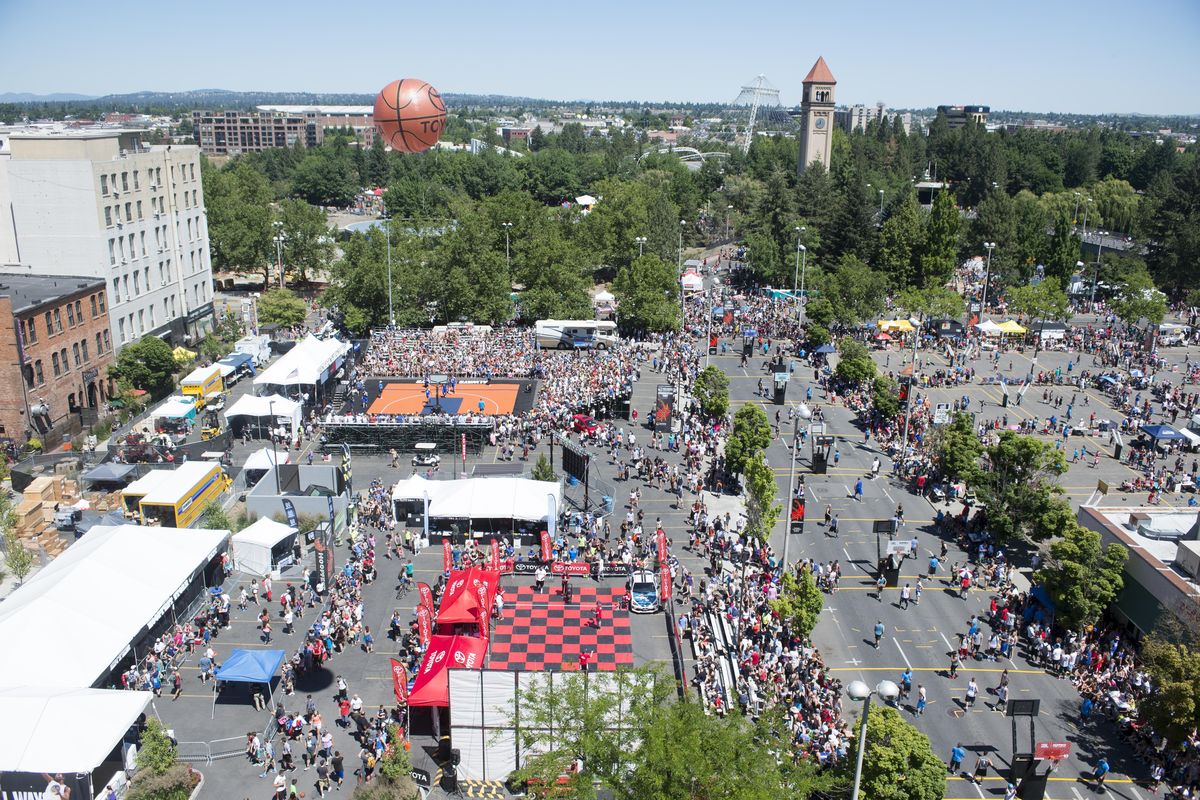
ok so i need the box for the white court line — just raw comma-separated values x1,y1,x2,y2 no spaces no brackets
1070,786,1086,800
879,482,895,504
894,638,913,669
844,547,868,572
1129,784,1145,800
941,632,954,651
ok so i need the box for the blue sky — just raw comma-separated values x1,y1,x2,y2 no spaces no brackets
1,0,1198,113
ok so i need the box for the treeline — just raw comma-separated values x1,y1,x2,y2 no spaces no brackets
202,111,1198,340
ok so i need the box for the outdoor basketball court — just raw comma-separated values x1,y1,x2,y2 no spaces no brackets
487,586,634,672
366,381,520,416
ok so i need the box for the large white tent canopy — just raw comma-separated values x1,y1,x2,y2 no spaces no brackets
224,393,302,439
244,447,290,472
232,517,297,577
0,687,152,772
974,320,1003,335
0,525,228,689
254,334,348,390
392,476,561,522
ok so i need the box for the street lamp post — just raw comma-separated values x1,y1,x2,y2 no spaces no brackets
501,222,513,275
1072,191,1082,227
634,236,647,257
899,312,922,474
878,188,885,217
798,244,808,328
725,205,733,241
678,220,686,271
848,680,901,800
782,413,800,572
272,220,285,289
382,212,394,327
792,226,806,322
1090,231,1109,306
1080,197,1093,240
679,220,687,325
981,242,996,319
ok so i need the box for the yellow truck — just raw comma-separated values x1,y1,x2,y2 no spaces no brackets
180,365,224,410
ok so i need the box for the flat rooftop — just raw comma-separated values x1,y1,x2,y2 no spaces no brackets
1086,506,1200,593
255,105,373,115
0,273,103,314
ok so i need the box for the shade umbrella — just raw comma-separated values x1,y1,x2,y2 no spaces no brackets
874,332,892,341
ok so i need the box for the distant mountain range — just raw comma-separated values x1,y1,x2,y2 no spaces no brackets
0,92,98,102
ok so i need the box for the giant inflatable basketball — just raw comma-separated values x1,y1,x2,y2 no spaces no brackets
373,78,447,153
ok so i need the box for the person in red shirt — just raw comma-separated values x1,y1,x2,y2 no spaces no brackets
338,698,351,728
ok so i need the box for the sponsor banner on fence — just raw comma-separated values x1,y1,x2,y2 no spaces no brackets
550,561,592,577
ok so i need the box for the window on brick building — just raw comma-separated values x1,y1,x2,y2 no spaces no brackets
24,317,36,344
75,301,82,322
95,333,103,355
51,352,60,376
81,339,89,362
34,360,43,385
60,349,68,371
73,343,81,367
98,293,105,313
66,304,75,326
53,309,62,332
103,330,110,351
90,296,98,317
44,312,53,337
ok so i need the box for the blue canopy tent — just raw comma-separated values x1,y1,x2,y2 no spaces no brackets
81,462,137,487
814,344,836,354
212,649,286,717
1142,424,1185,442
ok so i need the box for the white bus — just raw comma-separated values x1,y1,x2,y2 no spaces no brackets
535,319,618,350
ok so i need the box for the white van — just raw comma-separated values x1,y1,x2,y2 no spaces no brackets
535,319,618,350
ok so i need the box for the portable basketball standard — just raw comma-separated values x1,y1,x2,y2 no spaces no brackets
374,78,447,153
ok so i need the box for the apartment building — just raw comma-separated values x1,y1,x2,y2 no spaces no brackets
936,105,991,129
0,273,114,449
0,129,215,349
835,103,913,135
193,106,375,155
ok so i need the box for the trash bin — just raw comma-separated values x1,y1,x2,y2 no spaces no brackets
602,495,614,513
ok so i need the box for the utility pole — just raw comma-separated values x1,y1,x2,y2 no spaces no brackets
980,242,996,320
782,414,798,572
501,222,513,275
383,211,394,327
898,313,922,475
792,226,805,322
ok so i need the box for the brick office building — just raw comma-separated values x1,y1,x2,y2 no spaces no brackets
0,273,115,450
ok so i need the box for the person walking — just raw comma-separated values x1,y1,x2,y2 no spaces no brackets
829,514,840,538
965,677,979,708
914,578,923,605
854,479,864,501
972,754,991,785
873,620,885,649
900,583,911,610
171,669,183,701
1081,695,1094,722
915,684,927,716
1092,756,1110,789
949,743,966,774
899,668,913,700
876,574,885,602
949,652,961,679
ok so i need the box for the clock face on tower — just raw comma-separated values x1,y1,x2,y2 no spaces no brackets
815,117,826,130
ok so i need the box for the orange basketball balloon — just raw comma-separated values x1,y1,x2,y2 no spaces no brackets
374,78,447,153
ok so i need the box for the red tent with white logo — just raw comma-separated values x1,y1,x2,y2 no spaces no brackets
435,567,500,628
407,634,489,707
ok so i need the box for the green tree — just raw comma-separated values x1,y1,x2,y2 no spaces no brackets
929,411,982,483
1142,156,1200,296
724,404,773,476
742,451,780,544
109,336,177,397
1007,281,1070,325
291,140,359,207
770,566,824,638
257,288,309,328
1139,621,1200,747
1043,208,1081,289
843,704,946,800
918,190,960,289
1110,265,1168,326
276,199,336,283
871,376,901,419
877,192,925,288
532,453,556,482
1034,523,1128,631
804,296,835,328
896,287,963,322
975,431,1068,542
834,337,876,385
693,365,730,419
137,717,179,775
204,162,274,284
2,530,34,584
431,200,512,325
612,254,680,334
820,255,889,326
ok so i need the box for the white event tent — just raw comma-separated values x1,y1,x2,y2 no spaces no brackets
231,517,298,577
224,393,302,440
253,334,349,398
0,525,229,689
974,320,1003,335
0,687,152,772
392,475,561,523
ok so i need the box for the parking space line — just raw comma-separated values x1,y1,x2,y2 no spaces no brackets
893,638,912,669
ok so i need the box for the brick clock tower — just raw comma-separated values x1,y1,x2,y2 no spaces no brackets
797,56,836,174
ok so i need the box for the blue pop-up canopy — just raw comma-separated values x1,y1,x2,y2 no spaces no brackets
211,649,286,717
214,649,286,683
1141,424,1185,442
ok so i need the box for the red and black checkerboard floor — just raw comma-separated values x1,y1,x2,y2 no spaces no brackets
487,585,634,672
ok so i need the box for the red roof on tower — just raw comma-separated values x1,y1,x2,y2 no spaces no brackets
802,57,837,84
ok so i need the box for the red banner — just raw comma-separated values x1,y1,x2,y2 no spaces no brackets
551,561,591,576
489,539,500,572
390,658,408,704
442,539,453,572
540,530,552,562
476,582,491,641
656,529,668,564
1034,742,1071,761
416,604,432,646
417,582,434,613
660,564,672,602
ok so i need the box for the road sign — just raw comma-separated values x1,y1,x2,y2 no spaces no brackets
1034,741,1071,761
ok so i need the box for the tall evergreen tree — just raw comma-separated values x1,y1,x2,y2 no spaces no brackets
918,189,960,289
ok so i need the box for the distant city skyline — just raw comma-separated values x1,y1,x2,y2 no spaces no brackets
2,0,1198,115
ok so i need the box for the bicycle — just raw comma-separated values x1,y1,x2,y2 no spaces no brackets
395,575,413,600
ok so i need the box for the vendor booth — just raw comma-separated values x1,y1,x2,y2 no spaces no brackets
436,567,501,635
408,635,489,707
82,462,138,490
213,649,287,715
232,517,299,577
243,446,290,484
974,320,1003,335
224,393,302,441
392,475,562,542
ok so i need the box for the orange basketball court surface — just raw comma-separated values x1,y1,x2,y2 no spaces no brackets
367,382,519,416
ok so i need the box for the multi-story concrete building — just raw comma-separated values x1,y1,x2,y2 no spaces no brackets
835,103,913,135
192,106,375,155
0,129,214,348
0,273,115,449
936,104,990,129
